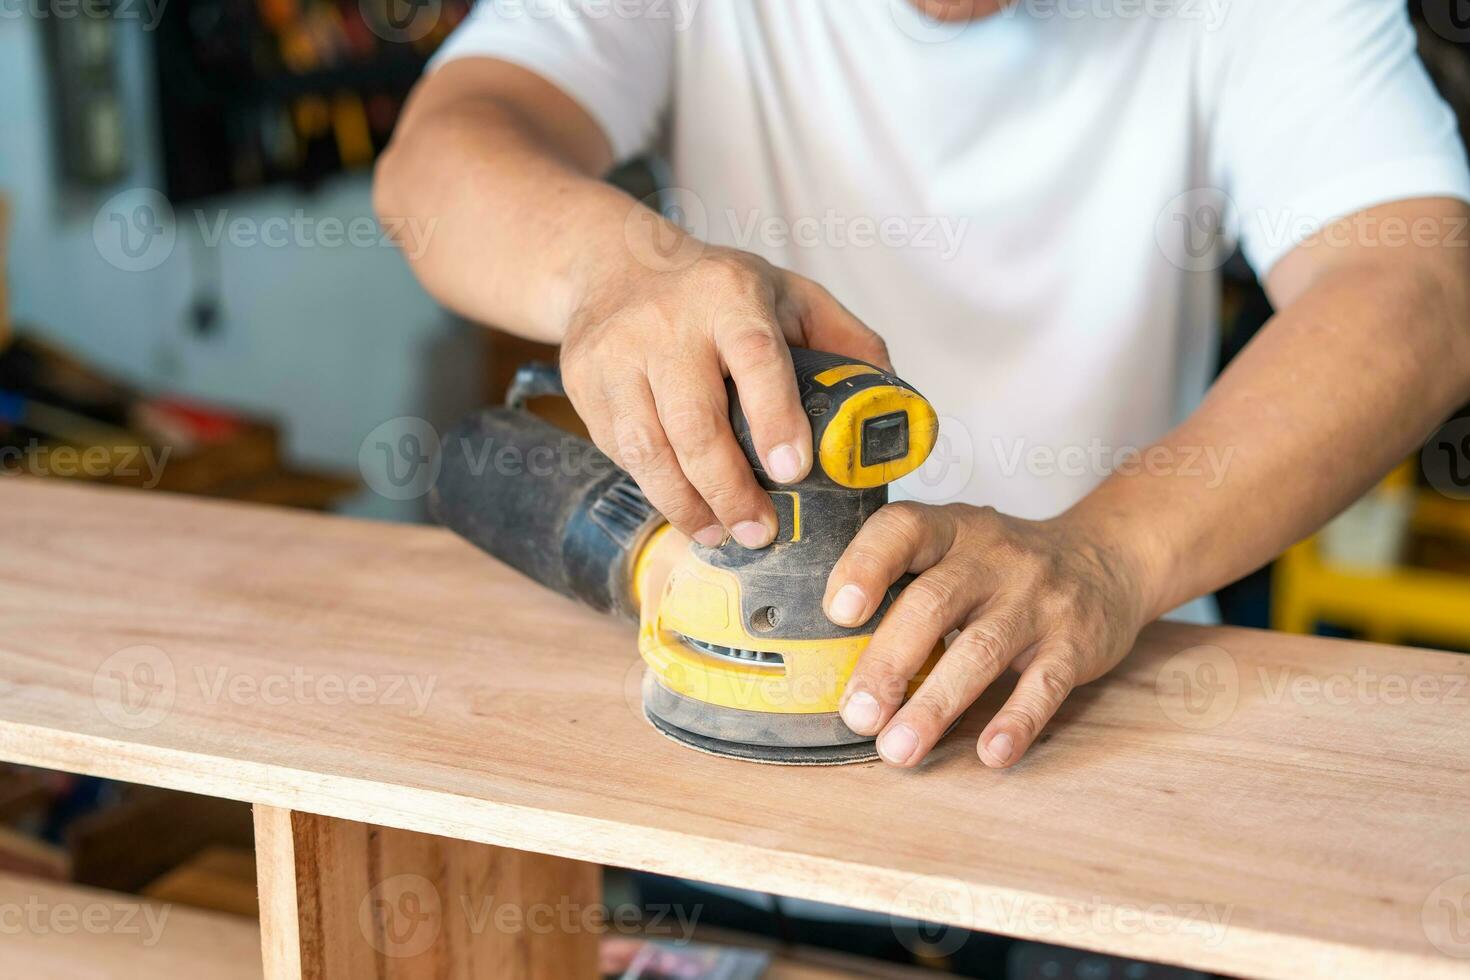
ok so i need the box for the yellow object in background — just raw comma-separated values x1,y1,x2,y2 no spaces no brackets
1273,461,1470,648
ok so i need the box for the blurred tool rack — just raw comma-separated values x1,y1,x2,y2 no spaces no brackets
151,0,467,202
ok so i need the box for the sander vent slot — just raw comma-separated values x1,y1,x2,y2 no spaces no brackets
678,634,786,669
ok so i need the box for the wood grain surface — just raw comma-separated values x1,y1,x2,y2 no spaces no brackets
1,479,1468,979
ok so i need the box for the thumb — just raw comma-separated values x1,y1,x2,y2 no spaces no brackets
786,279,894,372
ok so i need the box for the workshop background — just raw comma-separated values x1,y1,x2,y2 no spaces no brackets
1,2,1469,978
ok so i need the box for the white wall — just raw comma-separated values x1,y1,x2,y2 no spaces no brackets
0,13,469,520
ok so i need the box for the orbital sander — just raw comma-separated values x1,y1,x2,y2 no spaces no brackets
431,347,942,765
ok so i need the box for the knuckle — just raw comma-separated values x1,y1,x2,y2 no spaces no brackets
853,655,911,703
877,502,930,546
1006,693,1057,739
558,349,604,400
722,326,784,367
1041,580,1085,617
838,545,891,586
898,577,951,622
656,496,710,531
611,417,667,473
661,402,723,446
690,472,754,514
1035,663,1076,702
691,251,745,284
861,329,891,364
1004,704,1048,742
695,250,762,283
967,504,1001,531
949,625,1011,674
902,690,952,729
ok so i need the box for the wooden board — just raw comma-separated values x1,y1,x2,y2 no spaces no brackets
253,805,599,979
0,871,262,979
1,479,1468,979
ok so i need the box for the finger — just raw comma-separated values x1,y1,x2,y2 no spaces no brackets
839,563,994,741
790,280,893,371
824,502,962,628
651,363,778,549
714,310,812,487
873,600,1035,767
977,649,1078,768
599,374,723,546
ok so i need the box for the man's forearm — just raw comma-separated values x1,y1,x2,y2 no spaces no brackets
374,62,653,343
1068,202,1470,622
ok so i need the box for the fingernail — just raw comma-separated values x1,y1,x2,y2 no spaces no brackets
828,584,867,625
731,520,773,549
767,443,802,484
985,732,1015,766
840,691,880,733
877,724,919,765
693,525,724,547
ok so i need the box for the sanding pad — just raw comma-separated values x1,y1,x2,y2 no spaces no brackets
640,672,879,766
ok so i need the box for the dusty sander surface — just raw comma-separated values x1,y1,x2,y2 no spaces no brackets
640,673,879,766
642,706,881,766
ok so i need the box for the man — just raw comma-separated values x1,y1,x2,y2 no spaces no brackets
376,0,1470,771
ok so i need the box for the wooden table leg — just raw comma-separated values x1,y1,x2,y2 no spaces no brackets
253,805,601,980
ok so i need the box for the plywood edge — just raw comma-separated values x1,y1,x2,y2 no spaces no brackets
252,805,305,979
0,719,1451,980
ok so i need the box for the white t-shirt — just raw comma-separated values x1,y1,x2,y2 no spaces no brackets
435,0,1468,525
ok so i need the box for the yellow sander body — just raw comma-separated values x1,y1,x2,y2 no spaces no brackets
432,349,945,765
630,351,944,764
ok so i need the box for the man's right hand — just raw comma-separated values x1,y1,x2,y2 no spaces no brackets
376,59,888,545
562,245,890,549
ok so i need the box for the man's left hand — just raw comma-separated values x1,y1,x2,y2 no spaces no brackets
825,502,1156,768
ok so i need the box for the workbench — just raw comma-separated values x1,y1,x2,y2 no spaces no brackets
2,479,1467,979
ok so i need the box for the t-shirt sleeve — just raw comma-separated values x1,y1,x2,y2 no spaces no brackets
1208,0,1470,276
429,1,675,163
